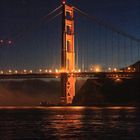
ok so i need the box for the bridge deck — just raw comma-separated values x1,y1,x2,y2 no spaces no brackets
0,72,139,79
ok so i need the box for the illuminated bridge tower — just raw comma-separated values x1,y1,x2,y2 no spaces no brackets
61,1,75,104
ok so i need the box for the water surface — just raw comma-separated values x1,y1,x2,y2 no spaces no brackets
0,106,139,140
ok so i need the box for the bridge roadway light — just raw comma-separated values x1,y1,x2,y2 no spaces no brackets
39,69,42,73
55,69,59,73
114,68,117,72
14,70,18,74
95,66,101,72
133,68,136,72
49,69,52,73
0,71,3,74
78,69,81,73
8,70,12,73
29,70,32,73
95,68,100,72
127,67,131,71
127,67,135,72
45,69,48,73
23,69,27,73
108,67,111,71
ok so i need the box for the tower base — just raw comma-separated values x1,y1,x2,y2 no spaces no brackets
61,73,75,105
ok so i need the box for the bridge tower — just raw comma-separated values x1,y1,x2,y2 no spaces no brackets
61,0,75,104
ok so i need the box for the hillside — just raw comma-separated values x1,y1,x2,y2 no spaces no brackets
73,78,140,106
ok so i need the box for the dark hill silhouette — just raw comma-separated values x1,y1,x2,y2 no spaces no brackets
122,60,140,72
130,61,140,72
73,78,140,106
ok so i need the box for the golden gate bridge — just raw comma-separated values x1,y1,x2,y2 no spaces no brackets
0,0,140,104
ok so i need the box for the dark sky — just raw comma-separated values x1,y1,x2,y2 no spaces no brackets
74,0,140,37
0,0,140,70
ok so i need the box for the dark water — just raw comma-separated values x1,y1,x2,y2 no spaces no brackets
0,106,139,140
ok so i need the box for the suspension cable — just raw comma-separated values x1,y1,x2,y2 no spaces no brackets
74,7,140,43
6,5,62,42
43,5,62,20
44,12,62,24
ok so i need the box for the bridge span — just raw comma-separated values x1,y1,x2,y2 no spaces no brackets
0,0,140,104
0,72,139,79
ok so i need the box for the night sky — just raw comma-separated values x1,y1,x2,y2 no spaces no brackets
0,0,140,70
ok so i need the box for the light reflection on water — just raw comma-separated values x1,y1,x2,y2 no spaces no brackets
0,106,139,139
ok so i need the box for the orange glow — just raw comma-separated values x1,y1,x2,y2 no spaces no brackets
72,106,86,109
60,68,66,73
95,65,101,72
90,65,101,72
95,68,100,72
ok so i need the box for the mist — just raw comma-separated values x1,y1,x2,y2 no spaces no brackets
0,80,61,106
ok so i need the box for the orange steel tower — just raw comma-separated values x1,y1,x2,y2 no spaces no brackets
61,0,75,104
